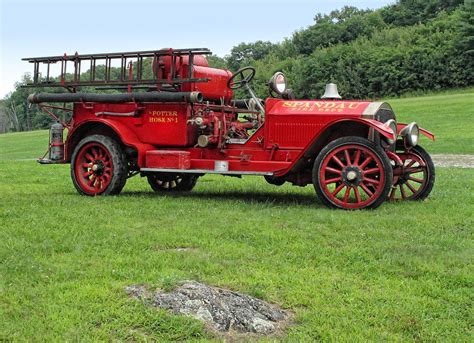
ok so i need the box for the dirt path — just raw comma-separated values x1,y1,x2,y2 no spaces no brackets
431,154,474,168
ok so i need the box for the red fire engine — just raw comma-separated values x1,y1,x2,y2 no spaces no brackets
23,48,435,209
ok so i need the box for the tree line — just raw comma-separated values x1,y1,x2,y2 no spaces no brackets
0,0,472,133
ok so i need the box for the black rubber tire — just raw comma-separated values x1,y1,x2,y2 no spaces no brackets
312,136,393,210
147,173,198,192
394,142,435,201
71,134,127,196
264,175,286,186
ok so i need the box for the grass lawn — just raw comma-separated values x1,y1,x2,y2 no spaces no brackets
0,90,473,341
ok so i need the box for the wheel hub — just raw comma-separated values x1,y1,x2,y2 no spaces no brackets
91,160,105,176
342,166,362,186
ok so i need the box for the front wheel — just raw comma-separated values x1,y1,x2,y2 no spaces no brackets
147,173,198,192
71,135,127,196
389,143,435,201
313,136,393,210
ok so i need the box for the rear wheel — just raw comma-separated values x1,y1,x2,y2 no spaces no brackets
147,173,198,192
389,143,435,201
71,135,127,196
264,175,286,186
313,136,393,210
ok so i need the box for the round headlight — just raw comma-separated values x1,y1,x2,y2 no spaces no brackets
401,122,419,147
384,119,397,144
269,72,287,95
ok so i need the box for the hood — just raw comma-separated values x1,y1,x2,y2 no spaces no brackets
267,99,394,120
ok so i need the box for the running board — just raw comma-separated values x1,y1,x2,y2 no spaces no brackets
140,168,273,176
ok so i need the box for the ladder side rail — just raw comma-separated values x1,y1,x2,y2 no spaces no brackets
22,48,213,88
21,77,211,88
22,48,211,62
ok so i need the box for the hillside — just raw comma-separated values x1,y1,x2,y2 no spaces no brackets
387,88,474,154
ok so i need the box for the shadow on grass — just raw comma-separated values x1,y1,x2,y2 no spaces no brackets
121,190,321,208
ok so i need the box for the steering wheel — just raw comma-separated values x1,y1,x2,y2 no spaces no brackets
227,66,256,89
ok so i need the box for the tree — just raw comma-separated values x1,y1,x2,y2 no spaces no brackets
226,41,277,70
292,6,386,55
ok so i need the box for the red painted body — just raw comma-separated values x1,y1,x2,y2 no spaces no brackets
66,95,399,179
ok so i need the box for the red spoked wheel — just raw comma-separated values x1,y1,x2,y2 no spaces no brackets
147,173,198,192
313,136,392,210
71,135,127,196
389,143,435,201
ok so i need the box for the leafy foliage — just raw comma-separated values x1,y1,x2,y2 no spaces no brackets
293,9,473,99
292,6,386,55
226,41,277,70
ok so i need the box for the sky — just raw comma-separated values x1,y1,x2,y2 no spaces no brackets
0,0,394,98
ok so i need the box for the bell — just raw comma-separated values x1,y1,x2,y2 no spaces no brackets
321,83,342,100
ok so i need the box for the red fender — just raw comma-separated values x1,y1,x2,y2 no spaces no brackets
397,123,435,141
67,119,155,167
344,118,396,141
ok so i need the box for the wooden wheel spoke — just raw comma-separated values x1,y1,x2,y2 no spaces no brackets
343,186,351,202
353,150,361,166
360,182,374,197
408,176,424,183
88,176,95,187
359,156,373,169
332,183,345,196
326,167,342,175
332,155,345,169
85,153,95,162
363,167,380,175
354,187,362,203
406,181,418,193
324,177,342,185
363,177,380,185
400,184,408,199
405,159,416,168
405,167,424,174
344,149,351,165
91,148,99,159
389,187,396,200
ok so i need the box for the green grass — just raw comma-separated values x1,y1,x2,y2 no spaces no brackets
386,87,474,154
1,90,473,341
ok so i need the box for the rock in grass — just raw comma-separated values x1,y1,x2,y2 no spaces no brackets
126,281,289,335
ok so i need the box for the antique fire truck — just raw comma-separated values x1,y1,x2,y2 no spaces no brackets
23,48,435,209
